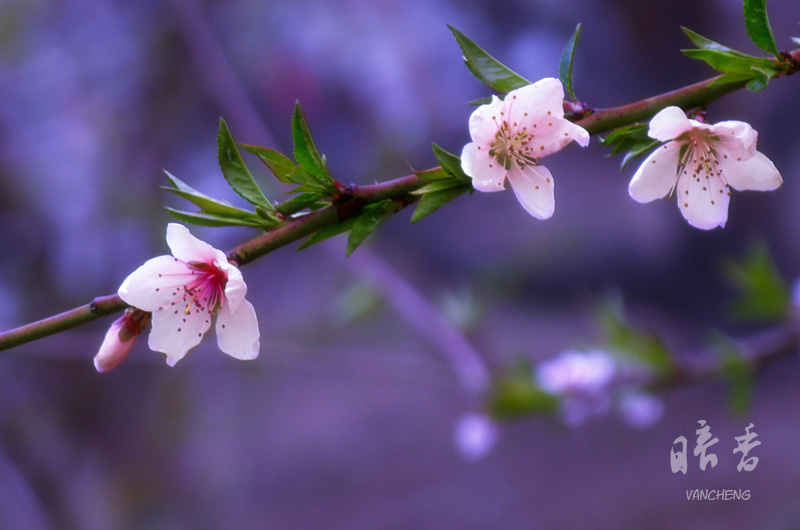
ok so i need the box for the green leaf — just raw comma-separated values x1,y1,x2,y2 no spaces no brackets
275,192,326,216
619,140,660,170
714,334,754,416
559,23,582,101
723,241,789,322
600,123,662,170
707,70,757,88
162,171,261,219
432,143,471,182
414,167,452,181
681,27,750,56
744,0,781,58
292,102,332,184
489,360,558,419
286,165,331,192
346,200,402,256
217,119,274,211
747,64,778,91
164,207,267,228
681,49,777,73
448,25,531,93
412,179,469,195
411,183,471,223
241,144,297,184
597,295,674,376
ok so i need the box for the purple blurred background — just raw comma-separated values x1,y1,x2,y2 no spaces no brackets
2,0,800,528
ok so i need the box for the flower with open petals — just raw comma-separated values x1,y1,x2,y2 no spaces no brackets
629,106,783,229
460,78,590,219
118,223,260,366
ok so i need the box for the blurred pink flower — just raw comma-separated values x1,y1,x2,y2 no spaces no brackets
537,350,616,426
118,223,260,366
629,106,782,229
93,309,150,373
454,412,498,460
460,78,590,219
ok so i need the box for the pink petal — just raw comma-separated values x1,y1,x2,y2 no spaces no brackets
648,106,694,142
222,264,247,313
719,151,783,191
676,171,730,230
531,119,591,158
461,143,507,192
467,95,505,146
454,413,498,461
94,318,136,373
505,78,566,123
506,164,555,219
166,223,227,265
148,305,213,366
628,143,681,203
118,255,194,311
216,299,260,360
712,120,758,153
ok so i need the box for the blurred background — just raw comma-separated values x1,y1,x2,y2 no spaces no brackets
1,0,800,528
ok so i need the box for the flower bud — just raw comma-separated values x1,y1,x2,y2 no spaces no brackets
93,309,150,373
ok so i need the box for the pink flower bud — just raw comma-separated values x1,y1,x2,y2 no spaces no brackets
94,309,150,373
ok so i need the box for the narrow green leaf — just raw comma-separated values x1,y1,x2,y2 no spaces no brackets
414,167,452,181
241,144,297,184
217,119,274,211
723,241,789,322
287,165,331,191
489,361,558,419
747,64,778,91
448,25,531,93
682,49,776,73
346,200,401,256
599,123,649,146
681,27,750,56
559,23,582,100
275,192,326,216
162,171,275,225
600,123,662,170
164,207,267,228
292,102,332,184
707,71,757,88
432,143,471,182
620,140,660,170
598,295,674,376
412,179,469,195
411,184,471,223
744,0,781,58
714,334,754,416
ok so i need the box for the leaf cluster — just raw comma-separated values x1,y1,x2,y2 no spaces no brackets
682,0,793,91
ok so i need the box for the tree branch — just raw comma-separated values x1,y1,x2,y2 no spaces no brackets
2,50,798,351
